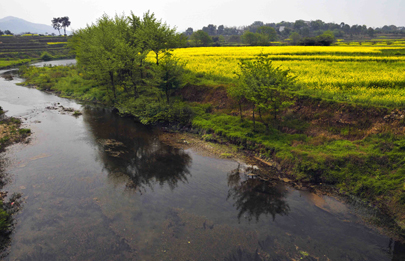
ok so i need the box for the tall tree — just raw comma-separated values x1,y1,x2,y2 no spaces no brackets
61,17,71,36
52,17,62,35
184,27,193,36
139,11,183,65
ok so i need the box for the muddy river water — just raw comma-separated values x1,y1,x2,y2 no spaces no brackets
0,60,404,260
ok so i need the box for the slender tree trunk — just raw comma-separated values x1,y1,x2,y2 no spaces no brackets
259,108,269,132
140,59,144,80
165,72,170,104
166,88,170,104
109,71,116,101
239,101,243,121
156,52,159,66
252,105,256,131
131,81,138,99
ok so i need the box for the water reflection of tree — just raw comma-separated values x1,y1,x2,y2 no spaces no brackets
227,165,289,222
82,106,192,193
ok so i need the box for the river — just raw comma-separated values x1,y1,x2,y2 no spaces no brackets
0,60,404,260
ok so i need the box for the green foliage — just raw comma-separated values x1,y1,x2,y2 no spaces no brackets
299,30,336,46
40,51,54,61
191,30,213,46
158,55,185,104
257,26,277,42
69,12,184,104
241,28,278,46
241,31,257,45
139,11,185,65
119,96,193,125
191,105,405,206
230,54,296,130
18,128,31,135
0,202,9,232
289,32,301,45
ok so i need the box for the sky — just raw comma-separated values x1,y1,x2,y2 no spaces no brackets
0,0,404,32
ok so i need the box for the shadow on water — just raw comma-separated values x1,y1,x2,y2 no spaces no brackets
227,164,289,222
82,105,192,193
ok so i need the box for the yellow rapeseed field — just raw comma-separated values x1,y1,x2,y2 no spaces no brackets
168,46,405,107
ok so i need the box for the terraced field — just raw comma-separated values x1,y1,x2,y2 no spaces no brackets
0,35,71,68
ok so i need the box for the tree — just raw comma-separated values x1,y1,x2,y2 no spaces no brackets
52,17,62,35
0,30,3,36
310,20,324,31
289,32,301,45
228,35,240,43
191,30,212,46
316,30,335,46
241,31,258,45
367,27,375,37
294,20,307,30
158,55,185,104
185,27,193,36
69,11,185,108
217,25,224,35
257,26,277,42
71,14,141,103
4,30,12,35
60,16,71,36
234,54,296,131
227,83,247,121
139,11,182,65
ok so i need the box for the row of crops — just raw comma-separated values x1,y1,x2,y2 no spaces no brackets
0,35,69,62
169,46,405,107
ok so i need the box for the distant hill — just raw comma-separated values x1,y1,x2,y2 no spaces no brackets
0,16,71,35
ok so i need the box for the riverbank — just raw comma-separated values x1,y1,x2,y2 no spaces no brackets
0,107,30,238
0,108,31,151
17,63,405,233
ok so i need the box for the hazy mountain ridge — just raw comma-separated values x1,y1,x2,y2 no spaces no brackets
0,16,71,35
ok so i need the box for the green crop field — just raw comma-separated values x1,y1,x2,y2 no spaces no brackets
0,35,72,68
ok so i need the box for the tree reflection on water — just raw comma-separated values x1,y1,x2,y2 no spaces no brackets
82,106,192,193
227,164,290,222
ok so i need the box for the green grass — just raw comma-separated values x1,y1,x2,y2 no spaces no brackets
18,128,31,135
0,59,31,68
191,105,405,203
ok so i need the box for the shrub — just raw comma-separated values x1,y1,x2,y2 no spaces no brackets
40,51,53,61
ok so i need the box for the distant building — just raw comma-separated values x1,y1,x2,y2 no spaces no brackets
279,26,285,32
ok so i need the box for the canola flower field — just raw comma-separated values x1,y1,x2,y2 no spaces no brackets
169,46,405,107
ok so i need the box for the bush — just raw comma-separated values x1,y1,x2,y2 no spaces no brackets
40,51,53,61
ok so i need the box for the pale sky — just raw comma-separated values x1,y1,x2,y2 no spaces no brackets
0,0,404,32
